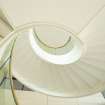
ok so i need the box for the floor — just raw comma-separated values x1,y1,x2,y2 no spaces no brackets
16,90,105,105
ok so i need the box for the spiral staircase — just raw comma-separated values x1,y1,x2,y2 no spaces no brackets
1,0,105,105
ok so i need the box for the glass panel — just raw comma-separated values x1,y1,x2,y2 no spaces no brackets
0,38,17,105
